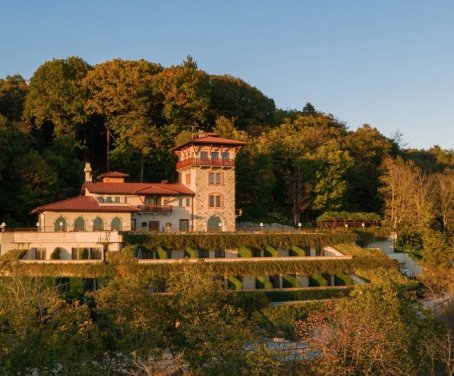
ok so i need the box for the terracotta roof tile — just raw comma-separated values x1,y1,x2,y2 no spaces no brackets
171,134,246,151
83,182,195,195
32,196,140,214
97,171,129,179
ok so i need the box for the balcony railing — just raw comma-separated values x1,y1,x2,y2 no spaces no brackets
176,158,235,169
137,205,173,213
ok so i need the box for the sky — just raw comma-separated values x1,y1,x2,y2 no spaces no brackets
1,0,454,149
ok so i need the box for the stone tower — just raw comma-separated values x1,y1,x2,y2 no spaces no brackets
172,133,246,232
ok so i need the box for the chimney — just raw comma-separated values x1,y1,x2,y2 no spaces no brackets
84,163,92,182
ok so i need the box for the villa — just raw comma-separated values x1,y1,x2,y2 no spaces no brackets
0,133,246,259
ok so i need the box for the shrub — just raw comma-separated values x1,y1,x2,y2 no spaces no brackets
227,275,243,290
334,273,354,286
282,274,300,288
184,246,197,259
50,247,61,260
230,291,269,314
309,273,328,287
0,249,27,262
289,246,306,256
238,246,253,258
264,245,278,257
156,246,169,259
263,287,353,302
256,276,272,289
80,248,89,260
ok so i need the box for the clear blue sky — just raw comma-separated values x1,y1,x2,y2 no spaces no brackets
1,0,453,149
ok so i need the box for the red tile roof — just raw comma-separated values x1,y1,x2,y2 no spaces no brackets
32,196,140,214
83,182,195,195
98,171,129,179
171,133,246,151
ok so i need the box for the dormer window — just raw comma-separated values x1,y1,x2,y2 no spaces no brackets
97,197,104,203
105,197,112,203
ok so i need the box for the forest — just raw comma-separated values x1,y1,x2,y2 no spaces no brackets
2,55,454,230
1,56,454,374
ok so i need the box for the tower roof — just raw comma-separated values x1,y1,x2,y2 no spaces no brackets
171,133,246,151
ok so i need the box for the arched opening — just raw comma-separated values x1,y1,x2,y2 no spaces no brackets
54,217,67,232
207,215,223,232
111,217,122,231
74,217,86,232
92,217,104,231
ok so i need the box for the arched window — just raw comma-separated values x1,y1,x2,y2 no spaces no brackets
54,216,67,232
74,217,86,231
111,217,122,231
92,217,104,231
207,215,223,232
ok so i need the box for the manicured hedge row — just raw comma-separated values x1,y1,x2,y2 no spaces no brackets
123,231,358,251
317,211,381,223
261,287,353,302
1,253,397,279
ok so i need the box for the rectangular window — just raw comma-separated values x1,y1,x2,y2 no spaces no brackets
179,219,189,232
201,151,209,159
211,152,219,159
114,197,120,203
209,194,222,208
178,197,183,206
209,172,222,185
221,152,230,160
185,173,191,185
105,196,112,203
186,197,191,206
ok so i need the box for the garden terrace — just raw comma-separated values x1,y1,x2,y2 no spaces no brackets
122,231,358,251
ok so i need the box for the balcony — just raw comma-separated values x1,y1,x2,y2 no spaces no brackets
176,158,235,169
137,205,173,213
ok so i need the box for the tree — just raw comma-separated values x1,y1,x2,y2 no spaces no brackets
380,157,432,232
302,102,316,116
432,170,454,235
83,58,163,177
342,124,393,212
208,74,276,129
0,74,28,121
294,285,449,376
23,57,91,141
263,114,351,224
153,56,211,132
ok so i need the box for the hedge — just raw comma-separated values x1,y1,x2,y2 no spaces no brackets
123,231,358,251
256,276,272,289
238,246,253,258
156,247,169,259
50,248,61,260
317,211,381,223
184,246,197,259
309,273,328,287
227,275,243,290
264,245,278,257
282,274,299,288
262,287,353,302
334,272,354,286
289,246,306,256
